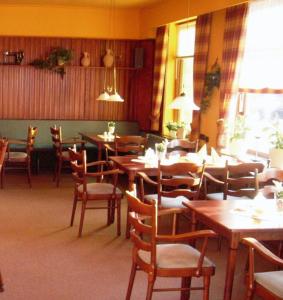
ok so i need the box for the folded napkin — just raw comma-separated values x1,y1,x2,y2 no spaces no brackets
210,147,225,164
197,144,207,160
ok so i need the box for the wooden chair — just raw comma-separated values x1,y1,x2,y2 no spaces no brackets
138,161,205,234
242,237,283,300
68,148,123,237
166,139,199,157
204,162,265,201
0,139,8,189
125,191,216,300
257,168,283,199
50,125,85,187
105,135,147,160
4,126,38,188
0,269,3,292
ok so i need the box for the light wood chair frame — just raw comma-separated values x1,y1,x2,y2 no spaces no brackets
105,135,147,161
0,139,8,189
166,139,199,157
126,191,216,300
69,148,123,237
242,237,283,300
4,125,38,188
50,125,85,187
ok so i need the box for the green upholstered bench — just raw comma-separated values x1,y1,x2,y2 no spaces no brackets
0,120,140,171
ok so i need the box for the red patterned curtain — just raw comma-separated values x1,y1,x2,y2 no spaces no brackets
150,25,169,131
217,3,248,148
192,13,212,138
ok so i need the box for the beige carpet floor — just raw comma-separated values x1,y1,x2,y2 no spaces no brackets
0,173,264,300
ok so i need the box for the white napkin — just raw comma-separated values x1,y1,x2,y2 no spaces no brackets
197,144,207,160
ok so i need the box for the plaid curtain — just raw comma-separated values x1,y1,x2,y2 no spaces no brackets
217,3,248,149
191,13,212,138
150,25,169,132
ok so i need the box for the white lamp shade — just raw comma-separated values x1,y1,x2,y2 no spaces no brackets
109,92,124,102
169,93,200,111
97,92,110,101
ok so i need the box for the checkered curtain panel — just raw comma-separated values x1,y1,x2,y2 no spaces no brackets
150,25,169,132
217,3,248,148
192,13,212,138
219,3,248,119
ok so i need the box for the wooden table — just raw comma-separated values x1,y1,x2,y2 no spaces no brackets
182,199,283,300
110,155,158,238
79,132,115,161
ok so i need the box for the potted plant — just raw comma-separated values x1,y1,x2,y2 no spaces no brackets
229,115,249,156
108,121,116,134
166,121,178,138
268,121,283,168
155,141,167,161
177,122,188,139
49,47,73,66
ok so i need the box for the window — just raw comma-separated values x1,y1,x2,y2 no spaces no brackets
231,0,283,154
175,21,196,122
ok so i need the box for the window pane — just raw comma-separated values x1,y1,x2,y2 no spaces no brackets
176,22,196,57
244,94,283,153
177,57,194,97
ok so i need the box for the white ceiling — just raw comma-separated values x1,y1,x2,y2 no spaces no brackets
0,0,164,8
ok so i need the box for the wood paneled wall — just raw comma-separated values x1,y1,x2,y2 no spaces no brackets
0,37,154,131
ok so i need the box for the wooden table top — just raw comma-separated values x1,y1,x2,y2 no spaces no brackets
183,199,283,232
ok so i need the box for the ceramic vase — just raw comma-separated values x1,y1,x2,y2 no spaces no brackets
269,148,283,168
103,49,114,68
169,130,177,139
81,52,90,67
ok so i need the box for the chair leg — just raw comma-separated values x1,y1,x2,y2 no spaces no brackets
145,275,155,300
27,161,32,188
107,200,111,225
78,198,87,237
0,271,4,292
70,193,78,226
180,277,191,300
126,205,130,239
126,262,137,300
117,199,121,236
245,287,254,300
56,159,62,187
203,275,211,300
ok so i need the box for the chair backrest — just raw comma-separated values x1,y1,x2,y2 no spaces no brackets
27,126,38,153
257,168,283,198
157,161,205,202
126,191,157,267
114,135,147,156
224,162,265,199
166,139,199,157
50,126,63,155
0,139,8,171
68,148,87,188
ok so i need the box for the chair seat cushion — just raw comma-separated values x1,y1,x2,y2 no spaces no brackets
5,152,27,162
144,194,187,208
138,244,214,269
255,271,283,298
78,182,122,196
207,193,251,201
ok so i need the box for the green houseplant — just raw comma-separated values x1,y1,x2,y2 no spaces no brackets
166,121,178,138
30,47,73,78
108,121,116,134
229,115,250,156
155,141,167,161
268,121,283,168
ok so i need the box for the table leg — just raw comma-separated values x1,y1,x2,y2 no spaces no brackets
97,143,102,161
126,172,136,239
223,239,239,300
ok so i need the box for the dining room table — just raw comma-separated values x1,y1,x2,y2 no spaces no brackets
79,132,116,161
182,198,283,300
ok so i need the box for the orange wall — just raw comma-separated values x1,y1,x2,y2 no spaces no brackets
140,0,247,38
0,4,140,39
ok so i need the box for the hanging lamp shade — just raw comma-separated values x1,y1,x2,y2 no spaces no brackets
97,91,110,101
169,92,200,111
109,91,124,102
